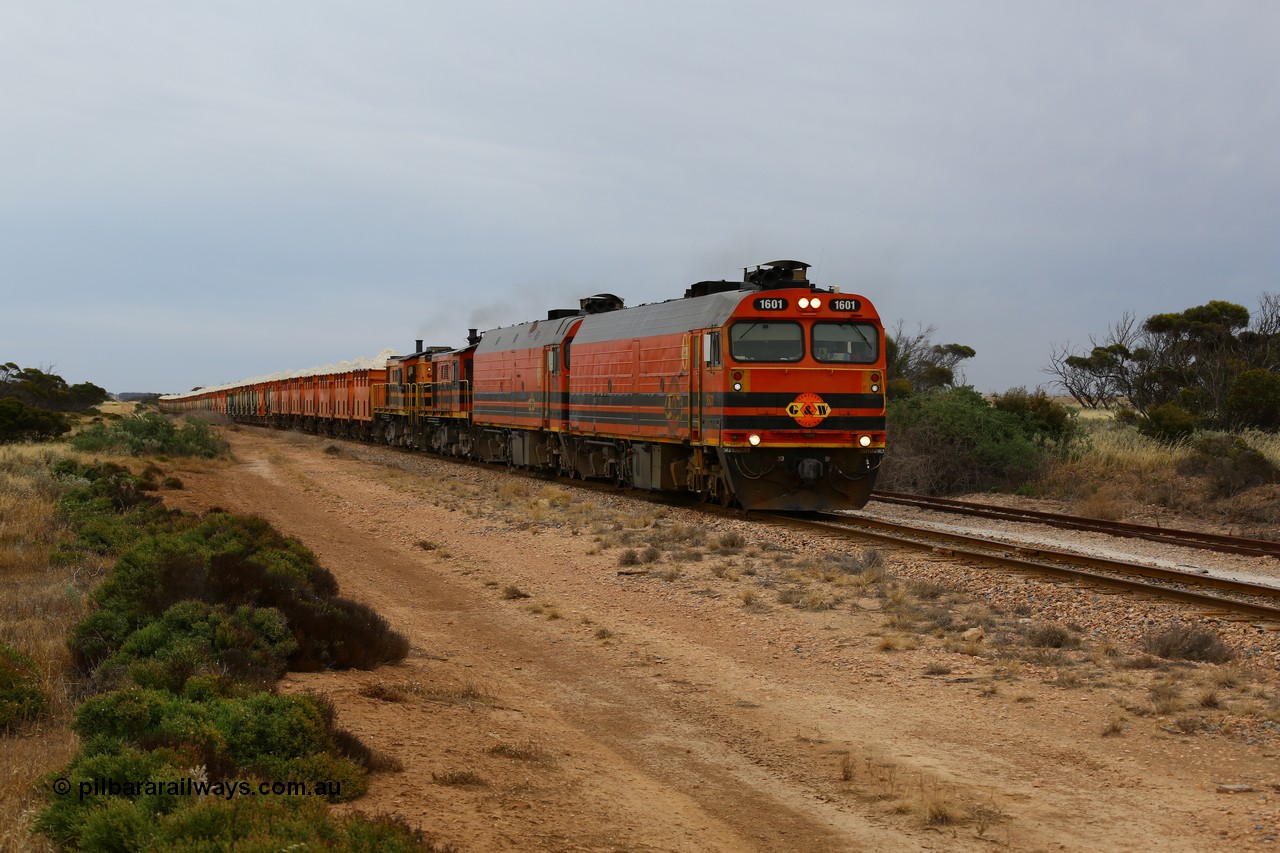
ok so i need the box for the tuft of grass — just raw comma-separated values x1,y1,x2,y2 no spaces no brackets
432,769,487,787
502,585,531,600
1141,623,1235,663
715,531,746,553
1024,622,1079,649
358,682,408,703
486,740,552,763
418,682,497,707
617,549,640,567
912,783,972,827
1149,680,1183,715
876,633,918,652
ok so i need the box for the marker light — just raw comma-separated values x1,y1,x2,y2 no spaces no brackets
798,297,810,309
859,435,873,447
748,434,761,446
733,382,743,391
871,384,880,393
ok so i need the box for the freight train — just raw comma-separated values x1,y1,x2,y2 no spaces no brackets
161,261,886,510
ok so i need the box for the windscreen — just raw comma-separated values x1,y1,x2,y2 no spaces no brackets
812,322,879,364
728,321,804,362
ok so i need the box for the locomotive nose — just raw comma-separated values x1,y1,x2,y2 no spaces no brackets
796,457,824,482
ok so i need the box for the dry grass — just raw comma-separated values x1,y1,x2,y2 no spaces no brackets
0,443,100,853
432,769,488,787
486,739,552,764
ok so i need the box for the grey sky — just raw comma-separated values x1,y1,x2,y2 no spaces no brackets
2,1,1277,394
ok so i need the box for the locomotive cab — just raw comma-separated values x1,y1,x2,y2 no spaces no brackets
705,261,886,510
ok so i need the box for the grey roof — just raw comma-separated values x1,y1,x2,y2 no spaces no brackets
476,314,584,354
571,290,753,345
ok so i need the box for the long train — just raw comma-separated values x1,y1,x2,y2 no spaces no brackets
161,261,886,510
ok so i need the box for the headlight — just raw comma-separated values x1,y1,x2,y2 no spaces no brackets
859,435,872,447
748,434,761,446
798,297,810,309
809,298,822,309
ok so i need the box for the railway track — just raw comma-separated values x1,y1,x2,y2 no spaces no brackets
869,490,1280,560
264,428,1280,625
766,510,1280,626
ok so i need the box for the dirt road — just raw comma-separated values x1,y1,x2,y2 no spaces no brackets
161,427,1279,851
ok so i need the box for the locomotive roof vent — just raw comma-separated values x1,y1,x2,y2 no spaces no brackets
546,308,582,320
580,293,625,314
744,259,811,290
684,279,743,299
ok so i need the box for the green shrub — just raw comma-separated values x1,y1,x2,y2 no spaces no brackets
69,689,366,800
1138,402,1199,440
70,413,227,458
154,797,438,852
883,387,1044,494
100,601,296,693
0,642,49,730
989,386,1082,448
35,747,190,848
1223,368,1280,430
1178,434,1278,497
39,461,419,851
69,510,406,673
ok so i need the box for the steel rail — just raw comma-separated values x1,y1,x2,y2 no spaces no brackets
869,490,1280,560
764,511,1280,625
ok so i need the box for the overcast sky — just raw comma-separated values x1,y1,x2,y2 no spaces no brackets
2,1,1277,394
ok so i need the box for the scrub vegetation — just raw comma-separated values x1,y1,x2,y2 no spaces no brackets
0,443,438,851
0,364,109,444
882,314,1280,527
70,412,227,458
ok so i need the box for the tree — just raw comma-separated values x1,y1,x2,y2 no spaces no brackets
885,323,976,398
1045,294,1280,430
1,362,109,413
0,398,69,442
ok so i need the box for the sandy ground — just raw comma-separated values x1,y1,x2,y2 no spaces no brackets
159,427,1280,851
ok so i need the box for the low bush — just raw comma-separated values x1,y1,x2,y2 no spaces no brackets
990,386,1081,447
1024,622,1079,649
70,412,227,458
1138,402,1199,441
0,642,49,730
68,509,407,673
883,387,1045,494
35,467,419,850
1223,368,1280,430
1177,434,1278,497
1141,624,1236,663
37,745,427,852
98,601,296,693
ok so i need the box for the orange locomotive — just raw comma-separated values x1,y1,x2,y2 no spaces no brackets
161,260,886,510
